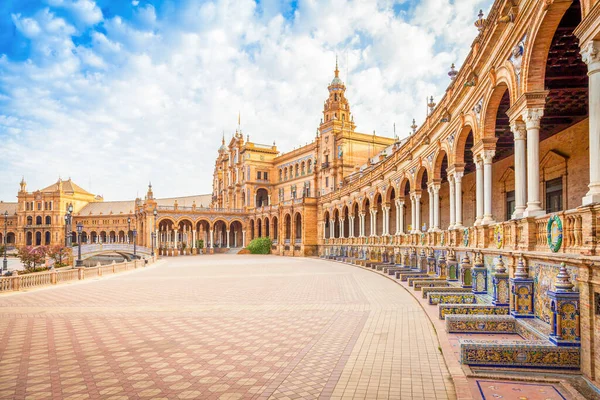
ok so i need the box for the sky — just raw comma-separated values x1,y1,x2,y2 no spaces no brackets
0,0,494,201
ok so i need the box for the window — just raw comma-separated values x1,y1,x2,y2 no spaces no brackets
325,177,329,188
546,178,563,214
256,171,261,180
45,216,51,225
37,202,42,211
506,190,515,220
263,172,268,180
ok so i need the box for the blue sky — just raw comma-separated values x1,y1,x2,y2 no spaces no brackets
0,0,493,200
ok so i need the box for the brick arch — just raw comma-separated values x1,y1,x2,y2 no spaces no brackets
453,124,476,165
481,82,512,140
396,175,410,196
413,166,429,192
157,216,176,225
522,0,574,93
384,186,396,203
432,149,449,181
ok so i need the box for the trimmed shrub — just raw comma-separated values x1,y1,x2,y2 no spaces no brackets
247,237,272,254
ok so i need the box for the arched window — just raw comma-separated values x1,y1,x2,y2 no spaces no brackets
308,160,312,173
36,216,42,225
27,216,32,225
279,169,283,181
295,164,299,177
45,216,51,225
301,162,306,175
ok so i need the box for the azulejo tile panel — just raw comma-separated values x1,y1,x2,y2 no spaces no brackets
429,293,476,305
530,262,579,323
445,315,515,333
460,339,580,369
439,304,509,320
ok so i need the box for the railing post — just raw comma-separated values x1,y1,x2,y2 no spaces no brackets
77,267,85,280
51,269,57,285
12,273,20,291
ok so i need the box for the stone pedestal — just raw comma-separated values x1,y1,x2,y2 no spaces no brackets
548,263,580,347
447,251,458,281
510,257,534,318
492,256,509,306
471,253,487,294
459,254,472,288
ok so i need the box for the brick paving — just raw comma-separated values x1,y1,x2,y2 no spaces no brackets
0,255,456,400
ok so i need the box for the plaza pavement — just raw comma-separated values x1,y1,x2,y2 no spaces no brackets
0,255,456,400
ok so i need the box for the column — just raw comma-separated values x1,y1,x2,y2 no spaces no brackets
448,174,456,229
475,156,484,225
382,206,390,235
174,229,178,249
482,149,496,224
581,40,600,205
371,210,377,236
242,230,246,247
348,216,354,238
234,231,238,247
410,194,416,233
192,230,196,248
427,186,434,231
454,172,464,227
360,213,366,237
226,230,230,248
209,229,214,248
396,199,404,234
523,108,544,216
339,218,345,238
433,184,440,230
322,221,327,239
511,121,527,218
330,218,335,238
414,192,421,233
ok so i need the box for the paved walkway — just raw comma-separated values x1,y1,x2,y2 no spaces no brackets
0,255,456,400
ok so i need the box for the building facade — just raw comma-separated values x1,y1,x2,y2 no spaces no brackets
2,0,600,388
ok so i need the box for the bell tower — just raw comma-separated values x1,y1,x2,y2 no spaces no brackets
320,58,355,133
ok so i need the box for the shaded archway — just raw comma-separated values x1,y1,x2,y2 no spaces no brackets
256,188,269,207
229,221,243,248
284,214,291,242
272,216,279,242
294,213,302,243
363,198,372,236
374,193,383,236
333,209,340,238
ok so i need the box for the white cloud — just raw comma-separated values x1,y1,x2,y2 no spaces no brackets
0,0,493,201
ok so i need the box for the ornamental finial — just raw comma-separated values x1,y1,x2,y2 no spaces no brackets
514,256,528,279
554,262,574,292
495,255,506,274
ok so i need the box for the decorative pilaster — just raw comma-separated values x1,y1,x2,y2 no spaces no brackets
548,263,580,346
418,248,427,272
427,249,436,275
471,252,487,294
446,250,458,281
459,253,472,288
437,251,447,279
492,255,509,306
510,256,535,318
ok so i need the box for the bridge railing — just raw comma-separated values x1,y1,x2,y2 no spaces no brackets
80,244,152,255
0,256,157,293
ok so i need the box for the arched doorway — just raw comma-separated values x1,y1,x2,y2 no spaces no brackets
294,213,302,243
256,188,269,207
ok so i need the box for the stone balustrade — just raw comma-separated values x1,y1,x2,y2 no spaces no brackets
0,256,157,293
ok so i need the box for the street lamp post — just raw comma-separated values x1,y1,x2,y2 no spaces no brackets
133,229,137,258
76,223,83,267
127,217,131,244
3,211,8,274
64,203,73,247
152,208,158,257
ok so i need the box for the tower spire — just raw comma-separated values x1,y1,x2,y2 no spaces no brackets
335,55,339,78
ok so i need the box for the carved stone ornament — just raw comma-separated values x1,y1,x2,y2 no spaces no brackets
509,34,526,82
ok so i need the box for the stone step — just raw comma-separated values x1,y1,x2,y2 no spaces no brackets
410,278,449,290
395,272,428,282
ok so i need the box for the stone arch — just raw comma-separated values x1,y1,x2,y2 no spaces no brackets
284,213,292,241
522,0,575,93
414,166,429,191
294,212,302,242
351,201,360,237
264,216,270,238
333,208,340,238
432,149,449,181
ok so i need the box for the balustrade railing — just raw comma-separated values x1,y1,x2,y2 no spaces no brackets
318,205,596,256
0,256,157,293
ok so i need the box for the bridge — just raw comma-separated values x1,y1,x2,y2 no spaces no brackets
79,244,153,261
